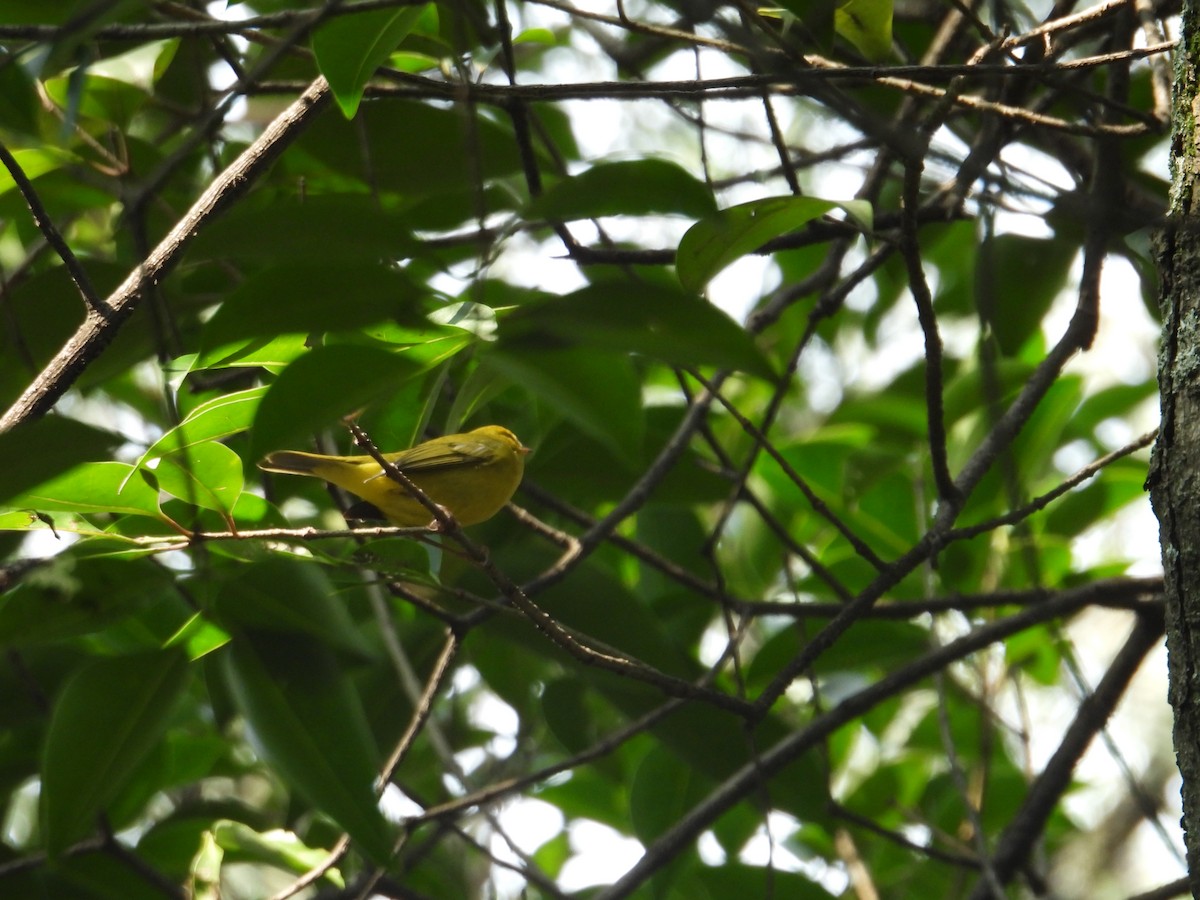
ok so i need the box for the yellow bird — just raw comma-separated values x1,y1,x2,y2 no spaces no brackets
258,425,529,528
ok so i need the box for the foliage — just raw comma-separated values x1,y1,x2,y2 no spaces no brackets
0,0,1175,898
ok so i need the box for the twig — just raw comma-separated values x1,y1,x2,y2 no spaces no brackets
688,368,888,571
346,423,755,716
964,607,1165,898
592,583,1159,899
0,140,104,315
947,429,1157,541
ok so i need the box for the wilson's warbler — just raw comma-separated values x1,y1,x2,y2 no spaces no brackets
258,425,529,528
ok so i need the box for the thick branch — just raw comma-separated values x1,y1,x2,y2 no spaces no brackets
0,77,331,434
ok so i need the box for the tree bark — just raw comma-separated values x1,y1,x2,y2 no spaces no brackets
1149,7,1200,893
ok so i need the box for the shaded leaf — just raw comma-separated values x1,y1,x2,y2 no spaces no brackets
0,555,174,649
42,650,189,854
250,344,420,459
978,234,1073,356
526,159,717,221
221,631,393,864
504,282,775,380
480,347,643,457
209,558,374,658
0,417,121,507
186,195,417,262
678,197,872,291
197,263,425,361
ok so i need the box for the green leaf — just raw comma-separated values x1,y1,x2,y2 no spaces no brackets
532,406,730,505
388,51,440,73
44,40,179,125
211,820,343,882
978,234,1073,356
504,282,775,380
9,461,161,519
941,359,1034,427
297,102,532,197
1063,381,1157,441
630,745,709,842
771,0,837,45
542,679,594,754
687,863,837,898
515,27,557,45
143,387,267,462
0,63,39,135
42,649,189,854
197,263,424,362
313,5,425,118
0,417,121,507
155,441,244,516
480,347,642,457
209,558,374,659
189,333,311,373
0,147,77,198
221,631,393,864
526,159,717,221
186,195,417,262
1043,458,1148,537
250,344,421,458
0,555,174,649
677,196,872,291
836,0,893,61
86,38,179,89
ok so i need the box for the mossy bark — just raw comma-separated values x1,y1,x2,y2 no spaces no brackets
1150,6,1200,893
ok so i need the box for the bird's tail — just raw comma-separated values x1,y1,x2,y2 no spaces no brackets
258,450,330,476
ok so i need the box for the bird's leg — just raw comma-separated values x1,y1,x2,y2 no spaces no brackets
426,504,459,532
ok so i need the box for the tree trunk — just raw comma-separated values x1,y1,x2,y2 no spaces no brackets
1150,8,1200,893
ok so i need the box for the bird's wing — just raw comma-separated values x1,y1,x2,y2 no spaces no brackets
390,436,493,473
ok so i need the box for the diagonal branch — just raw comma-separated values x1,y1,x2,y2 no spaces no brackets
0,76,331,434
965,607,1165,898
592,583,1162,900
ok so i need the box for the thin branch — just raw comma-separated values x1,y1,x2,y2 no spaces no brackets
1125,877,1192,900
688,368,888,571
947,429,1157,541
737,577,1164,618
0,140,104,315
378,630,463,786
250,45,1172,135
593,582,1153,900
0,0,425,39
965,607,1165,898
829,801,980,868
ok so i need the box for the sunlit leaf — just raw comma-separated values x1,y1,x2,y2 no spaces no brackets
677,196,872,291
9,461,161,519
143,387,267,463
313,5,427,117
155,441,244,516
836,0,893,61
